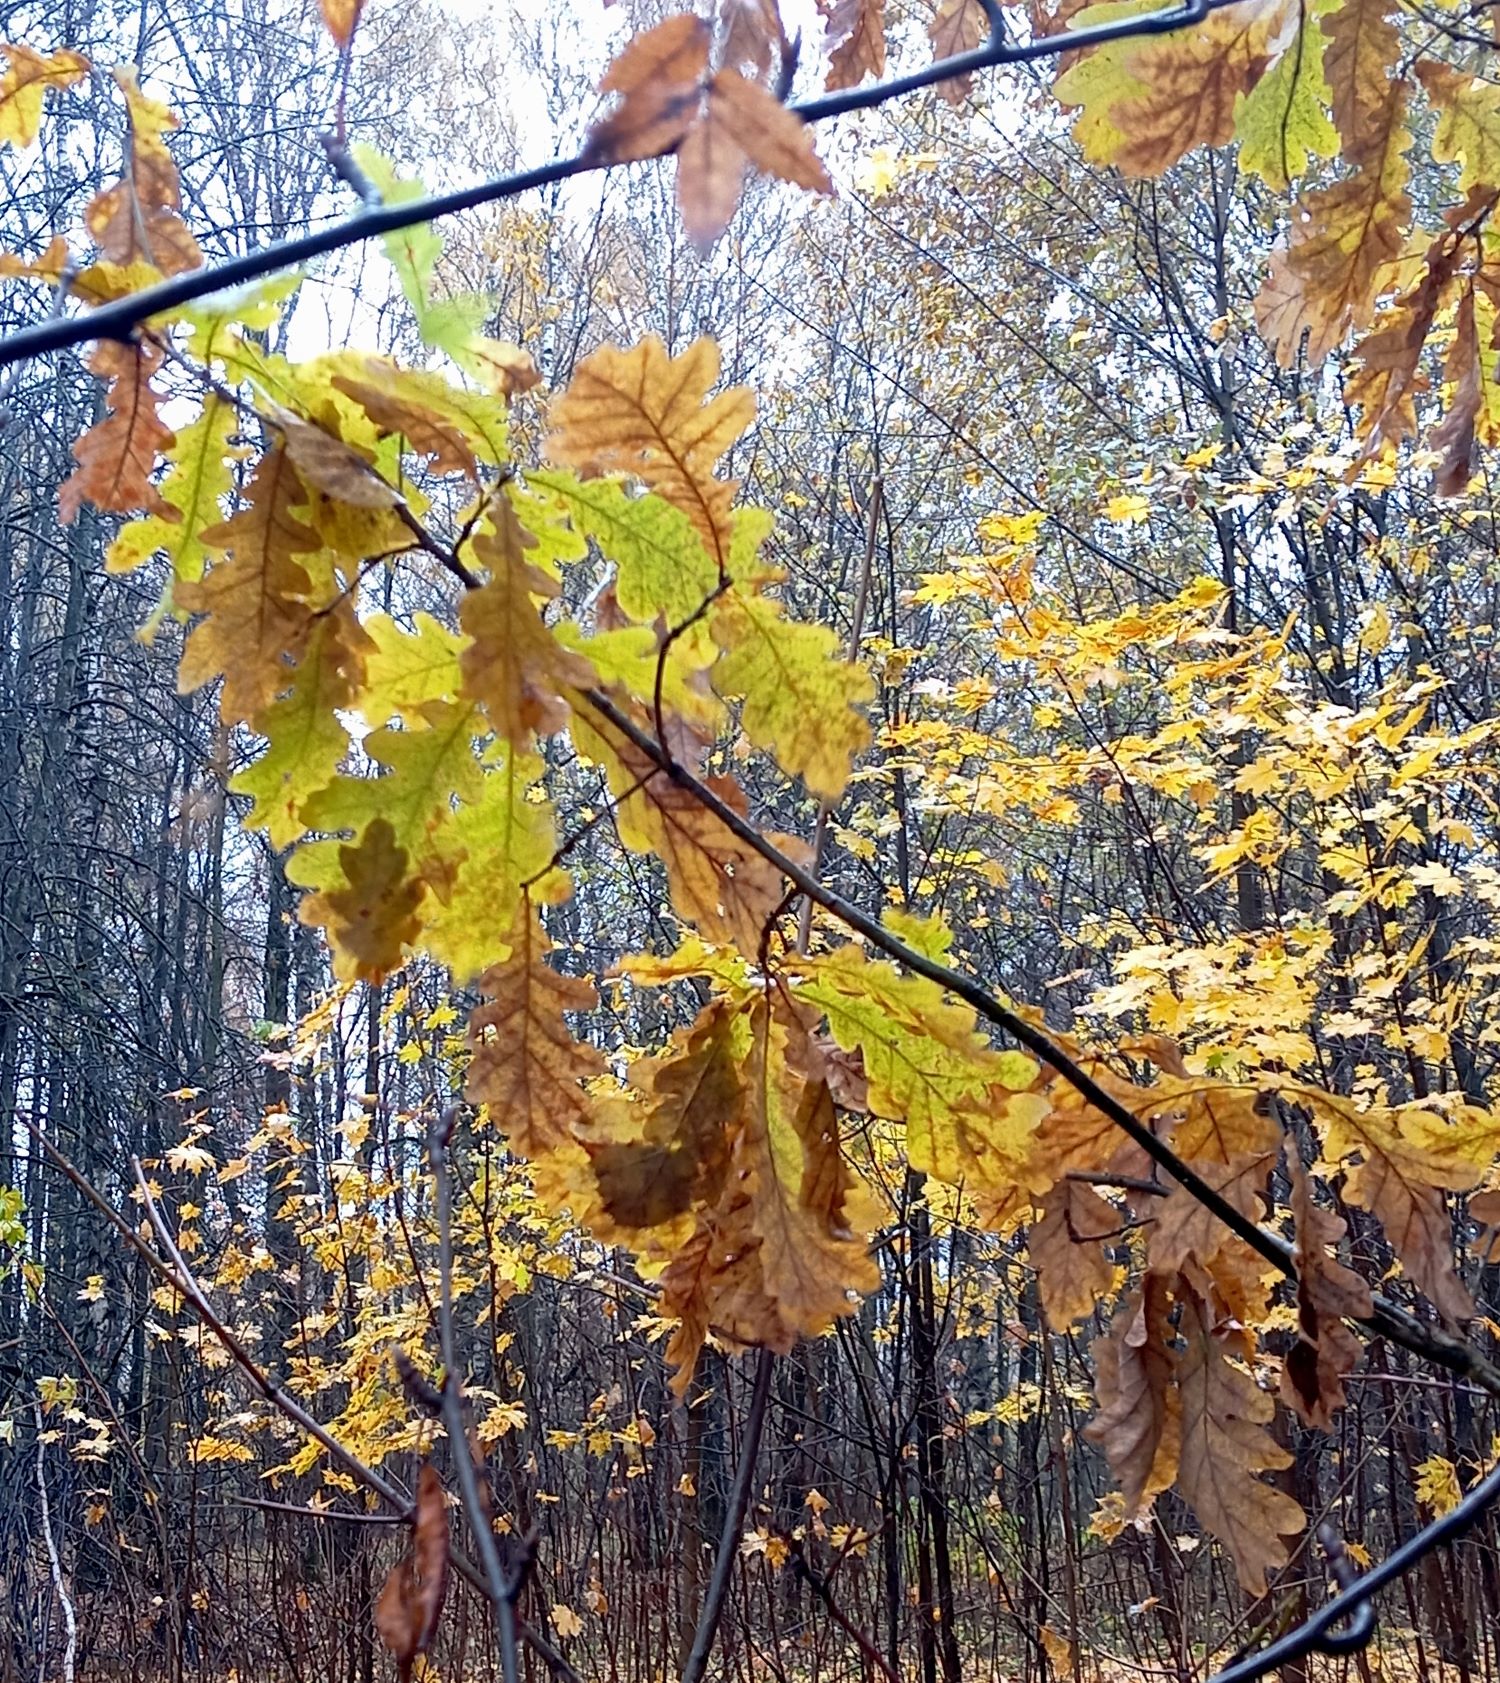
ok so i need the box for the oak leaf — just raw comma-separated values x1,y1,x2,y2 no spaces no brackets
466,908,606,1159
85,71,201,276
1432,281,1481,497
319,0,364,48
819,0,886,91
332,361,514,480
677,69,832,255
711,590,873,801
1281,1155,1370,1429
1322,0,1400,159
575,704,791,951
1314,1091,1479,1323
927,0,987,106
307,818,424,984
233,603,372,849
176,449,321,723
546,334,754,569
1031,1181,1120,1328
107,394,235,579
586,14,710,165
740,1003,880,1335
0,43,90,149
1234,0,1337,187
1255,90,1411,366
59,339,176,524
1084,1276,1180,1514
1177,1293,1304,1595
374,1462,450,1683
586,1001,743,1232
458,499,593,746
270,404,399,510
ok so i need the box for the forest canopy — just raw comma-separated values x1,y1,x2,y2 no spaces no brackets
3,2,1500,1682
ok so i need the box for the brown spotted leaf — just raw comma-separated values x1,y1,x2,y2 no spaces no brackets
85,71,201,276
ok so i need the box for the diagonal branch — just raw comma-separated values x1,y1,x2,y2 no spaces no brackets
576,687,1500,1401
0,0,1234,368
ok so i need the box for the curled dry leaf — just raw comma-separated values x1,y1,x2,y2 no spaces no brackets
375,1462,450,1683
1281,1154,1370,1429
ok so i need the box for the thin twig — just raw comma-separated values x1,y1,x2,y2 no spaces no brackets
679,1348,777,1683
432,1108,523,1683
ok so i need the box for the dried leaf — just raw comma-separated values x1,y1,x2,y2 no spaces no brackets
1432,281,1481,498
1177,1292,1304,1595
577,704,791,951
375,1462,450,1682
586,14,709,165
458,499,593,746
819,0,886,91
466,908,606,1158
1281,1155,1370,1429
85,71,201,277
1031,1181,1120,1329
176,449,321,723
306,818,424,984
1084,1275,1180,1514
319,0,365,48
58,339,175,524
928,0,987,105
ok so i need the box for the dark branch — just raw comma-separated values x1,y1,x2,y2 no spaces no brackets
0,0,1231,368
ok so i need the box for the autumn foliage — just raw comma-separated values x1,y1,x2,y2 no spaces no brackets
5,0,1500,1675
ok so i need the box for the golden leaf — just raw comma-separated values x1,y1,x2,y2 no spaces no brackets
0,43,90,149
546,334,754,569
